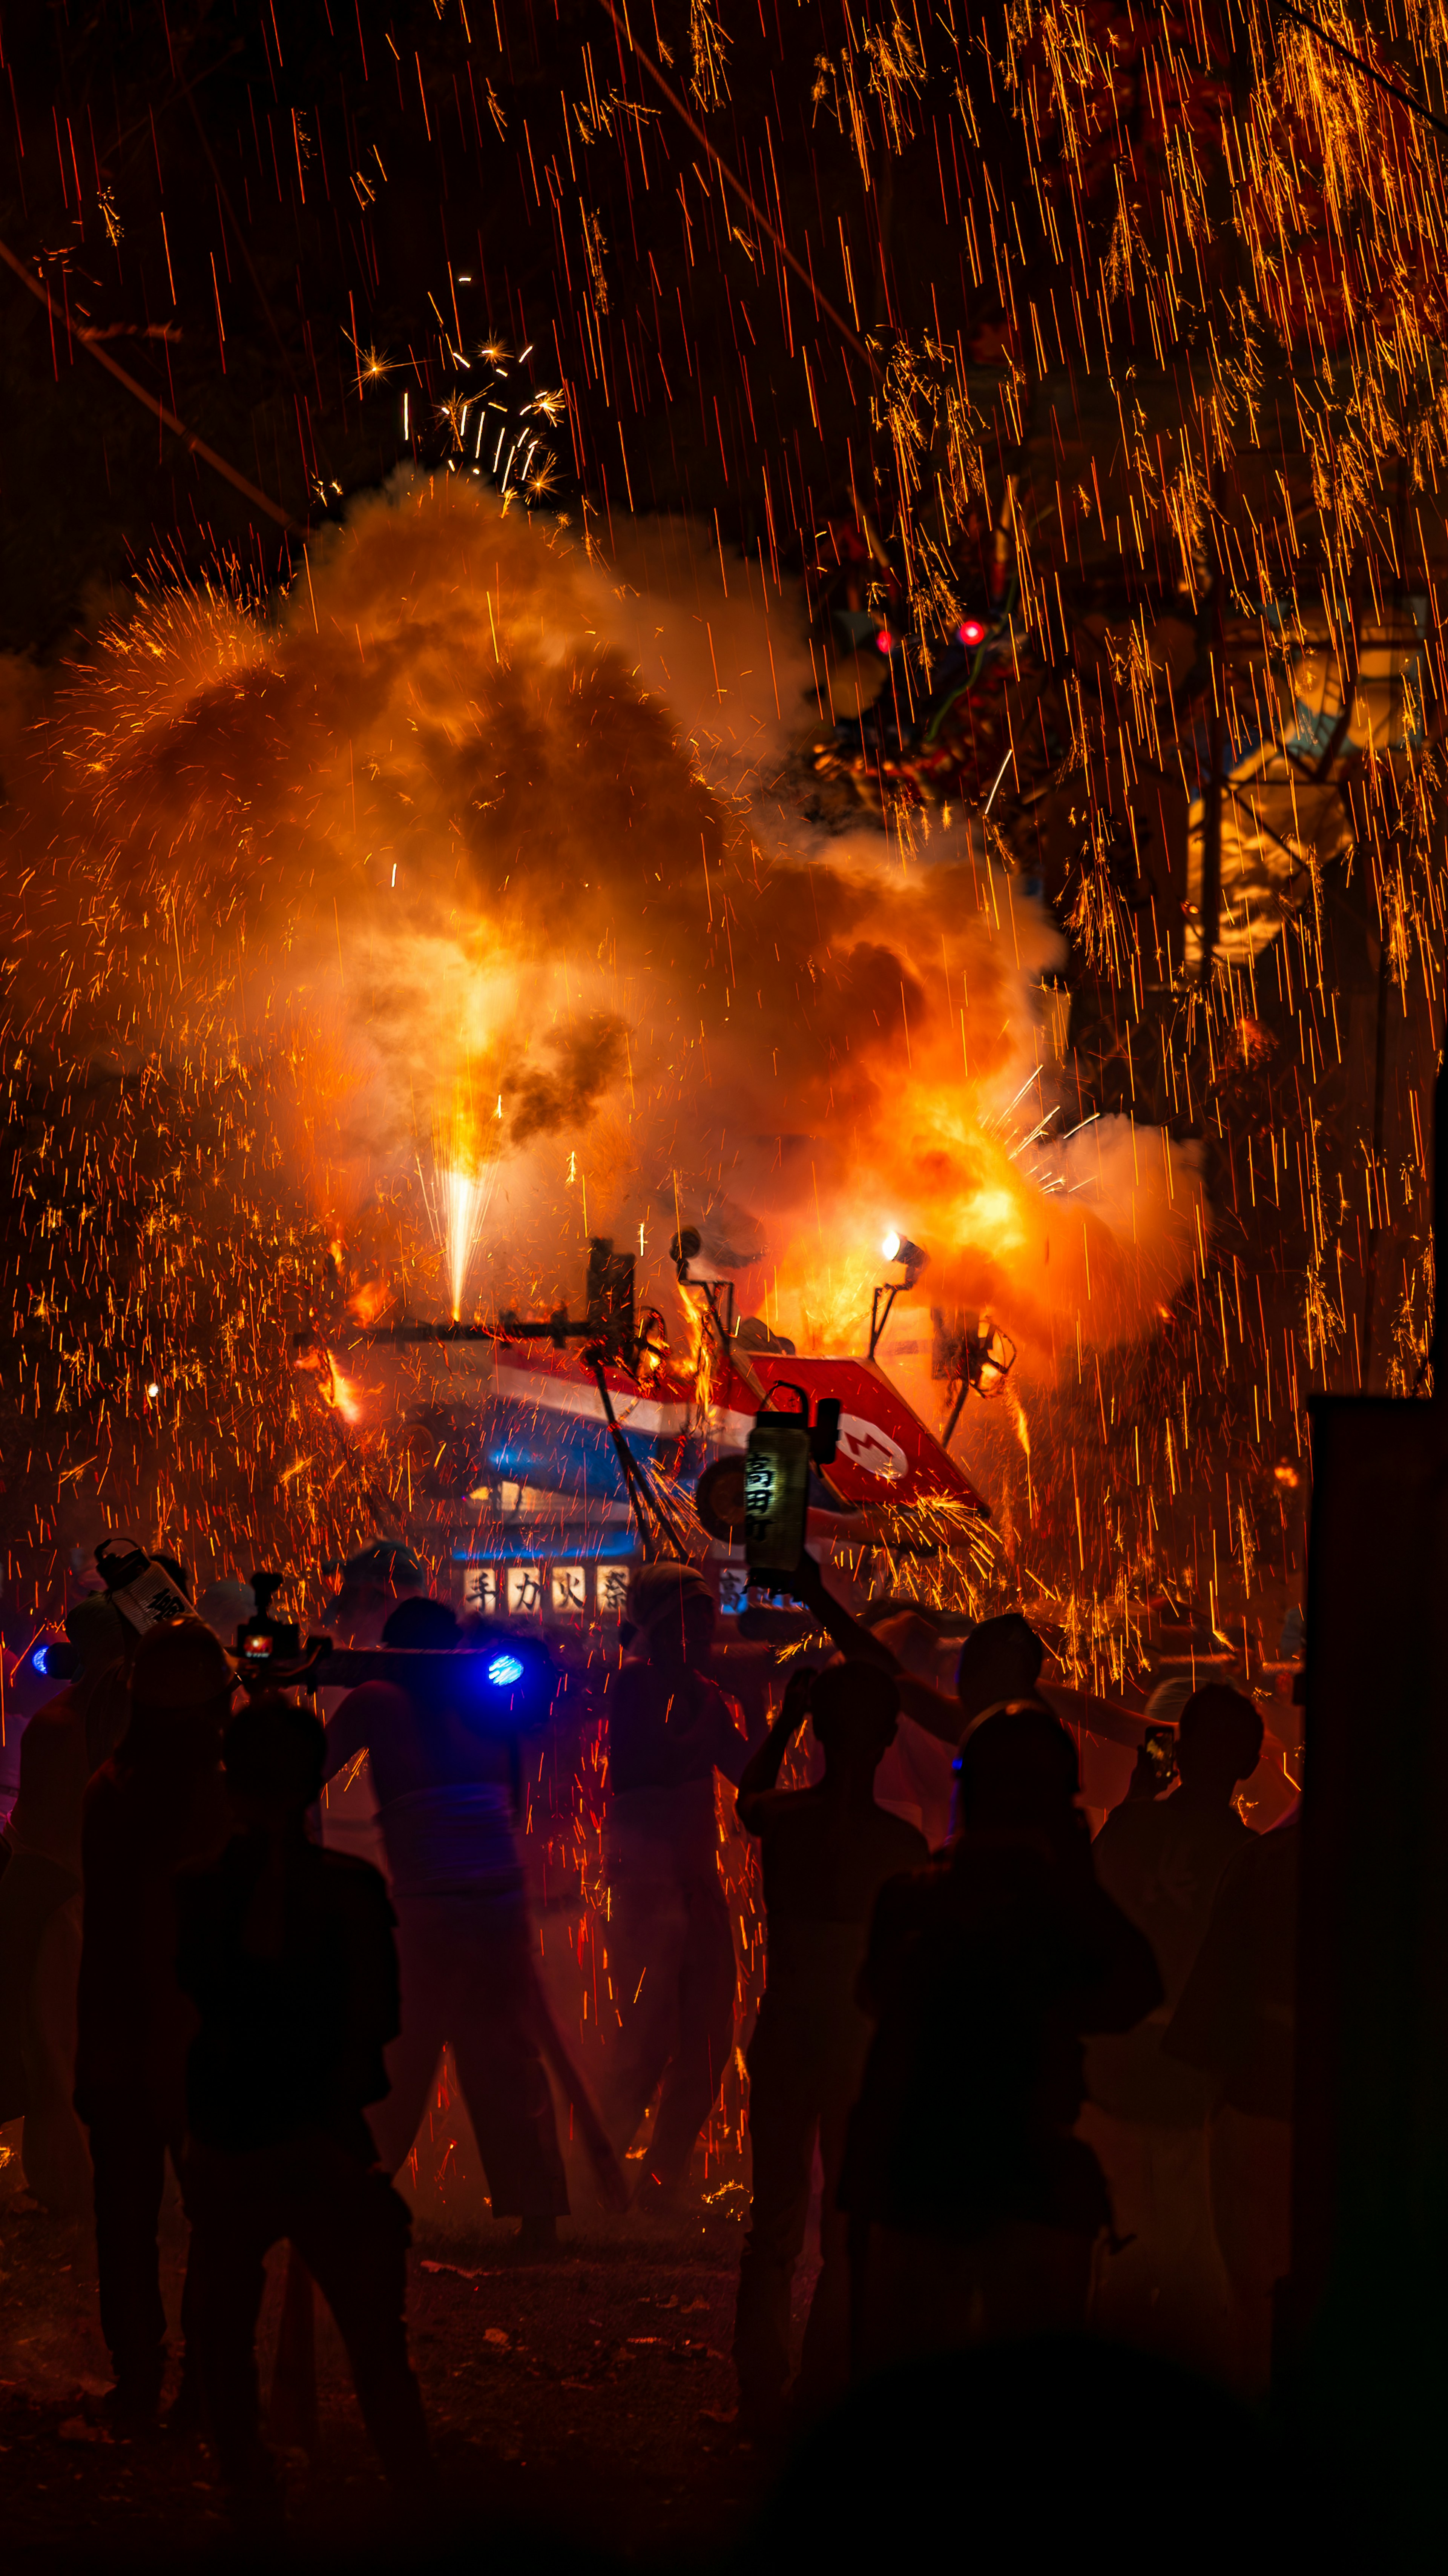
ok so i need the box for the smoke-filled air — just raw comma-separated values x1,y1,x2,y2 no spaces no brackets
0,479,1208,1628
14,0,1448,2524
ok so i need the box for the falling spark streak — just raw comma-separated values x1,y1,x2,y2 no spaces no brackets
12,0,1443,2020
982,745,1017,814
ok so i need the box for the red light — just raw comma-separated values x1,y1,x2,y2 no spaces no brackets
876,629,893,653
958,618,986,646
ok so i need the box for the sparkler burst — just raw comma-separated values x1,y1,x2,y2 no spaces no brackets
405,336,570,506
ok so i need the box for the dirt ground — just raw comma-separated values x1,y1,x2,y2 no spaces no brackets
0,2109,807,2573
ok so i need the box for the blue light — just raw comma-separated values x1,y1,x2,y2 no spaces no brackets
32,1644,49,1676
487,1651,525,1689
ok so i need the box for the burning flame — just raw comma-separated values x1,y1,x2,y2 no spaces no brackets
325,1356,363,1426
346,1277,393,1326
297,1342,364,1427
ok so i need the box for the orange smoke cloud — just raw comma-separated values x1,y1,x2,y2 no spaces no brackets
0,475,1203,1399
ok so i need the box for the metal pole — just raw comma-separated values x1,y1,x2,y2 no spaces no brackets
868,1283,899,1363
1422,1056,1433,1401
1198,542,1225,994
591,1363,690,1560
1361,891,1390,1388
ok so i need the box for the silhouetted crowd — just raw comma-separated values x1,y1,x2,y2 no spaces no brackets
0,1541,1297,2532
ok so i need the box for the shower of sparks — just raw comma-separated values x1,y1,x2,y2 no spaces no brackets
417,337,568,503
3,0,1446,2149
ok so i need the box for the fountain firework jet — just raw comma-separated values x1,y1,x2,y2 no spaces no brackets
437,1164,492,1323
420,1095,498,1320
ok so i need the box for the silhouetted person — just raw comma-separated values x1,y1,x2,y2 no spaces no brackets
74,1621,233,2427
0,1597,130,2213
325,1543,426,1647
602,1561,752,2211
318,1545,427,1873
323,1595,567,2252
865,1611,965,1844
1084,1684,1264,2364
1164,1813,1299,2390
733,1662,927,2431
179,1694,430,2530
194,1578,256,1647
951,1615,1047,1724
793,1558,1044,1767
841,1702,1161,2367
792,1560,1147,1837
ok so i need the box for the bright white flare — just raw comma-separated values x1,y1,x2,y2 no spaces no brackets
421,1155,495,1320
444,1163,491,1320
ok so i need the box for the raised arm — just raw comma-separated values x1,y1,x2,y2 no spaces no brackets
892,1675,969,1745
790,1552,962,1745
736,1668,814,1831
791,1549,896,1668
